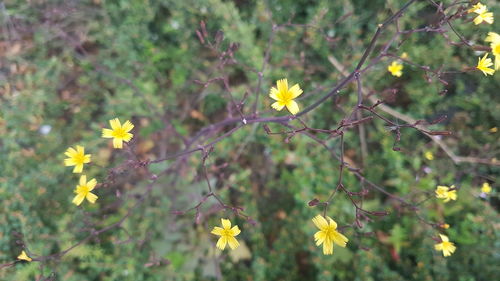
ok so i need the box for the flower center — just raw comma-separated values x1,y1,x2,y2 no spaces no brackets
73,153,85,164
78,185,90,195
442,241,452,249
279,90,292,103
222,229,232,237
113,128,127,138
322,227,335,237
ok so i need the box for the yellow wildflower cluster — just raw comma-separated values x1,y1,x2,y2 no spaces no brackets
434,184,458,256
468,2,494,25
468,3,498,76
435,185,458,203
63,118,134,206
211,215,348,256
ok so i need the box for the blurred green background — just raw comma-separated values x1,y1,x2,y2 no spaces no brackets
1,0,499,280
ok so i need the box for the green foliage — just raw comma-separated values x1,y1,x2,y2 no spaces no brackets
1,0,499,280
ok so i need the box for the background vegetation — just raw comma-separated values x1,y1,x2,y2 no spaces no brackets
1,0,499,280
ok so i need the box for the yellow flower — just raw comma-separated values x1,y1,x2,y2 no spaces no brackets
17,250,32,262
435,185,457,203
485,32,500,69
102,118,134,149
489,127,498,133
471,4,494,25
424,151,434,160
481,182,492,194
269,78,303,115
440,223,450,229
401,52,409,59
72,175,98,206
476,53,495,76
387,61,403,77
64,145,91,173
211,218,241,250
468,2,486,14
434,234,456,257
312,215,348,255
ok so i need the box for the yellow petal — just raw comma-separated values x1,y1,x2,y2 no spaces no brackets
322,237,333,255
76,145,84,155
123,133,134,142
83,154,91,163
102,128,114,138
216,236,227,250
86,192,98,204
87,178,97,191
17,251,32,262
474,15,482,25
312,215,329,230
221,218,231,230
230,225,241,236
486,32,500,43
276,79,288,93
211,226,224,236
64,147,77,157
227,236,240,250
73,164,83,173
113,138,123,149
435,243,443,251
333,231,348,247
495,56,500,70
72,193,85,206
314,230,326,246
285,100,299,115
110,118,121,130
289,84,303,99
79,175,87,186
271,101,285,111
439,234,449,242
64,158,76,166
122,120,134,132
448,190,457,200
269,87,279,100
326,216,338,229
484,13,494,24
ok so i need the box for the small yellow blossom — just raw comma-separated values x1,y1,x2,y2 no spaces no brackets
435,185,457,203
424,151,434,161
490,127,498,133
17,250,32,262
269,79,303,115
211,218,241,250
312,215,348,255
102,118,134,149
476,53,495,76
434,234,456,257
481,182,492,194
401,52,409,59
64,145,91,173
470,3,494,25
387,61,403,77
72,175,98,206
440,223,450,229
485,32,500,69
468,3,485,14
